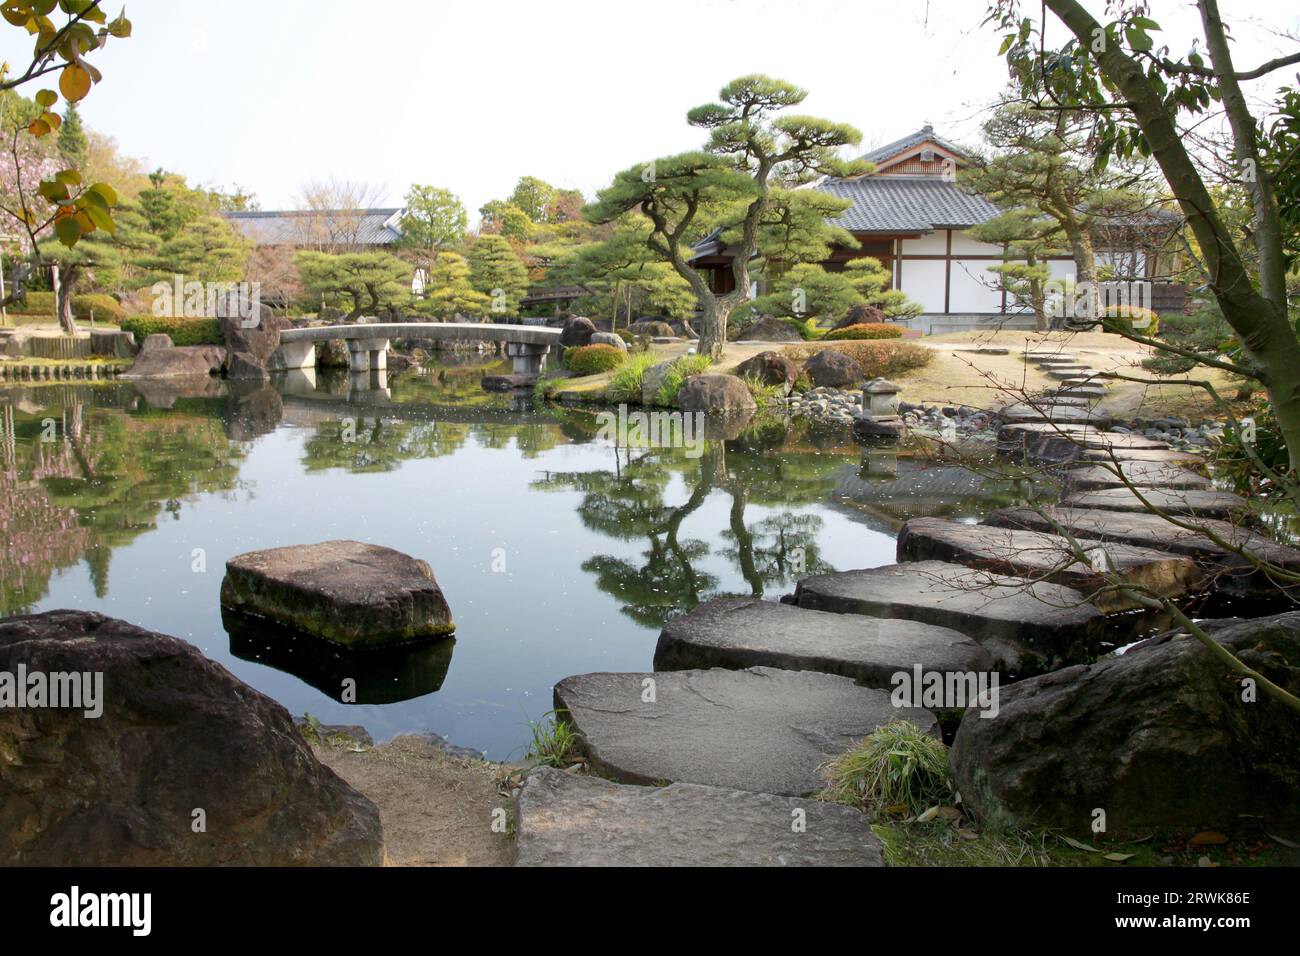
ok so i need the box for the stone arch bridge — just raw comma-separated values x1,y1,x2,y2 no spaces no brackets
276,323,563,374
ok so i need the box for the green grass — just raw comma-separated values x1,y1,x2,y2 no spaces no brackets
654,353,713,407
818,719,954,821
740,373,786,405
605,350,661,402
526,710,579,768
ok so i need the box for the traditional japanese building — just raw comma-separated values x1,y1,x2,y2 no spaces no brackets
690,124,1186,332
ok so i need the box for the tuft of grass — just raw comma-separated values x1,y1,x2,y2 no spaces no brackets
532,371,568,401
655,353,713,406
526,710,579,768
741,373,786,405
605,350,661,402
819,719,954,820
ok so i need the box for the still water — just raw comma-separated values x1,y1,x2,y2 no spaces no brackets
0,362,1032,759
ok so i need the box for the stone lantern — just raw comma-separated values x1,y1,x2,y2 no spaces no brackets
861,378,901,418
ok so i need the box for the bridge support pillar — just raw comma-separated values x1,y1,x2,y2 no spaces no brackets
277,340,316,370
507,342,550,376
346,337,389,373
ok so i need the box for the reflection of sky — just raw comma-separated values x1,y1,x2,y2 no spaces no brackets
33,416,896,760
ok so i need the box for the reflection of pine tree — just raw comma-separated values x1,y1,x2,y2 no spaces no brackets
720,512,833,594
85,544,111,598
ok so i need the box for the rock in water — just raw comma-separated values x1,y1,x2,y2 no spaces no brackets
553,666,938,796
674,373,757,413
0,610,383,866
559,316,596,347
950,613,1300,839
515,767,884,867
121,345,227,380
220,540,454,647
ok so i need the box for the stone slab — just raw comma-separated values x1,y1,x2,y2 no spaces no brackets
793,560,1104,675
998,402,1111,425
654,597,993,687
514,767,884,867
897,517,1205,613
1063,461,1211,492
1061,486,1250,519
220,539,454,647
553,667,938,796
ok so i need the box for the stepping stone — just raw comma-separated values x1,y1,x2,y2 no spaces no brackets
1047,367,1101,379
1034,356,1082,367
654,597,993,688
1059,376,1108,388
1051,384,1107,400
1062,486,1250,519
1064,461,1211,492
998,402,1111,425
986,507,1300,588
514,767,884,867
793,561,1103,675
1081,446,1202,465
997,424,1173,464
220,540,454,647
896,517,1205,614
1037,394,1093,407
553,667,938,797
1024,351,1077,361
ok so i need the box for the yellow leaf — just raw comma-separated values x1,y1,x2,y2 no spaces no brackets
1103,852,1135,862
1189,831,1227,846
58,62,91,102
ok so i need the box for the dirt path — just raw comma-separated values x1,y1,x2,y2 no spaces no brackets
313,734,516,867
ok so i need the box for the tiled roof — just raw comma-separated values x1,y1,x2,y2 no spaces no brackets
859,125,974,166
222,208,404,246
815,177,1000,234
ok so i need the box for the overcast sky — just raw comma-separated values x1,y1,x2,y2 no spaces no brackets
3,0,1296,221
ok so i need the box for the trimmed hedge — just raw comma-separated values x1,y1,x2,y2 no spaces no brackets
563,343,627,376
823,322,904,341
120,315,224,346
11,291,127,322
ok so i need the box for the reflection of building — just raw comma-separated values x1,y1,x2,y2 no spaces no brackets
691,125,1187,331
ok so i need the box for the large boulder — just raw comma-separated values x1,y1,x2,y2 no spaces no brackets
0,610,384,865
736,315,803,342
226,350,270,382
515,767,884,867
220,540,454,647
640,359,678,406
559,316,597,347
140,333,173,353
950,613,1300,839
674,373,758,413
733,350,797,393
804,349,864,388
589,331,628,351
121,344,226,380
219,302,287,367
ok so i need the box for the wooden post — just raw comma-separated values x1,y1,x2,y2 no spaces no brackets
0,255,7,327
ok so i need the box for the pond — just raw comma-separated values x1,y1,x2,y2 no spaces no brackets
0,360,1038,759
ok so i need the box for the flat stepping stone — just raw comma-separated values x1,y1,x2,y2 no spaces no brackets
1034,356,1083,367
1080,446,1202,465
1025,351,1077,361
553,667,938,797
1047,367,1101,379
654,596,993,688
220,540,454,647
1064,461,1210,492
998,424,1173,464
514,767,884,867
897,517,1205,614
793,561,1103,675
987,506,1300,570
1062,486,1249,519
1051,384,1107,399
998,402,1111,425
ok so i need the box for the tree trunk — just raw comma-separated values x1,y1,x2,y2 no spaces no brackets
1063,224,1102,328
55,264,79,336
697,295,736,362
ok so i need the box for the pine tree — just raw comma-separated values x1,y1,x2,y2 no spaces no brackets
57,101,89,169
467,234,529,316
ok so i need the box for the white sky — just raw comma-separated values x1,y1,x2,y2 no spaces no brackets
3,0,1297,222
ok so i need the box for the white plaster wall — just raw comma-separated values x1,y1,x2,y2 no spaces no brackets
899,258,947,314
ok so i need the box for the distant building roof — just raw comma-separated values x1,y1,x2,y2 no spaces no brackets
858,123,975,168
816,177,1000,234
222,208,404,246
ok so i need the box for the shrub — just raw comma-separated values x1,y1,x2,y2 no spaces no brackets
563,343,626,376
120,315,224,346
785,340,932,379
819,719,954,820
10,291,127,322
824,322,904,341
605,350,661,402
1101,305,1160,337
656,353,713,406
